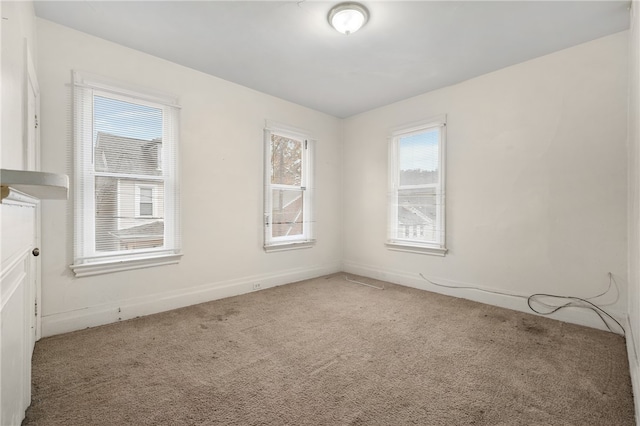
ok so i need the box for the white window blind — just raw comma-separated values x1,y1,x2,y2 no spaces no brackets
263,121,315,252
71,72,181,276
387,116,447,256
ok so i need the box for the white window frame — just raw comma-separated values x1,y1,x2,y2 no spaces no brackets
70,71,182,277
386,115,448,256
156,146,163,172
263,120,315,252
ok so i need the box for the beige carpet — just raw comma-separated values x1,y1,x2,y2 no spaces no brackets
24,274,635,425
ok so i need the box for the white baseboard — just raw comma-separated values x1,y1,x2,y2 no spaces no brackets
343,260,625,333
625,317,640,426
43,259,625,336
42,262,341,337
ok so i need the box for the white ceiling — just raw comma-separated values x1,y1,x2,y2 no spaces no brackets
34,1,630,118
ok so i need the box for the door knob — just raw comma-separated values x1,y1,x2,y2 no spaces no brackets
32,248,40,257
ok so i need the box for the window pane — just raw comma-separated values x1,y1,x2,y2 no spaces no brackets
399,129,439,186
271,189,304,238
140,187,153,202
397,188,437,242
95,176,164,252
94,95,163,176
140,203,153,216
271,134,302,186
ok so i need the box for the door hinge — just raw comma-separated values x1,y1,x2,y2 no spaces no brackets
35,114,38,129
35,300,38,316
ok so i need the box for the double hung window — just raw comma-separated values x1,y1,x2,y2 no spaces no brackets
71,72,181,276
263,121,315,251
387,116,447,256
137,186,155,217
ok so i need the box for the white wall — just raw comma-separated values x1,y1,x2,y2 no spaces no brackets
36,18,631,338
626,1,640,419
1,1,36,169
343,32,629,331
37,19,343,336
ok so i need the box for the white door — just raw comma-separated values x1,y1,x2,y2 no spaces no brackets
1,197,37,426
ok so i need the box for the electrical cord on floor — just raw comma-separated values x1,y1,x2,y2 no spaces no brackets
585,272,618,303
419,272,625,336
344,275,384,290
419,273,528,300
527,290,624,336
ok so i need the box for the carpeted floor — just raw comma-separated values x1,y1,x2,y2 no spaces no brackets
23,274,635,425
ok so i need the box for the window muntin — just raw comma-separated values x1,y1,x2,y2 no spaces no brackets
72,72,181,274
388,117,446,254
264,123,315,250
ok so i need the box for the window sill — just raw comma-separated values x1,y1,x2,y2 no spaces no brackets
70,253,183,277
264,240,315,253
386,242,448,256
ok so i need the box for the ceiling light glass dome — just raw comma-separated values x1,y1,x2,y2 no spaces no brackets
328,3,369,35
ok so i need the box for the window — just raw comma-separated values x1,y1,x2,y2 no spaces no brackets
71,72,181,277
137,186,154,217
263,121,315,251
387,116,447,256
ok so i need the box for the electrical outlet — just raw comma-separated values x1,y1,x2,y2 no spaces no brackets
253,283,262,290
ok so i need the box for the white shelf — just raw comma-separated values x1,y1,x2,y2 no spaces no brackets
0,169,69,200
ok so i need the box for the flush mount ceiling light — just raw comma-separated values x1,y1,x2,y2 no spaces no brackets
328,2,369,35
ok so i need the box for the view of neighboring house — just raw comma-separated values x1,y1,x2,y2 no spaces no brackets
272,191,304,237
397,168,438,241
94,132,165,252
398,194,435,240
